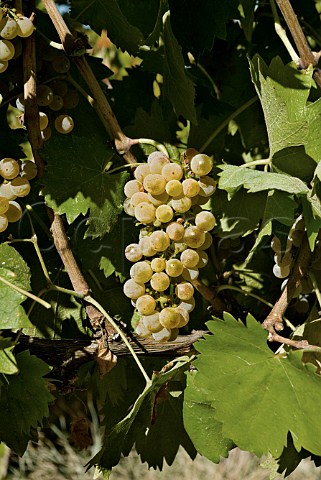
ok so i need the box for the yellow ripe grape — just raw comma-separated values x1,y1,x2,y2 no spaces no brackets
150,230,170,252
198,176,217,197
0,182,17,200
16,16,35,38
150,272,170,291
20,161,37,180
171,195,192,213
135,319,152,338
182,178,200,198
0,214,8,232
0,39,15,61
0,18,18,40
125,243,143,262
130,191,149,207
182,267,199,281
142,311,163,333
195,211,216,231
198,231,213,250
159,307,182,329
39,112,49,131
178,297,195,312
134,164,151,183
176,306,189,327
54,114,74,134
124,198,135,216
151,257,166,272
166,222,185,241
135,202,156,224
143,174,166,195
123,279,145,299
184,226,205,248
180,248,199,268
165,258,184,277
124,179,143,198
166,179,183,197
130,261,153,283
147,151,170,174
136,294,156,315
162,162,183,182
190,154,213,176
156,204,174,223
152,327,172,342
139,236,157,257
0,196,9,214
6,201,22,222
0,158,20,180
9,177,31,197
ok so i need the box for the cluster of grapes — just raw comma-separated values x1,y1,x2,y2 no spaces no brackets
0,157,37,232
123,150,217,342
0,7,34,73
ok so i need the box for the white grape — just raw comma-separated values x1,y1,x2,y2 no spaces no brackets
147,191,169,206
162,162,183,181
184,226,205,248
147,151,170,174
182,178,200,198
175,282,194,300
196,250,209,268
9,177,31,197
143,174,166,195
180,249,199,268
41,126,52,141
149,230,170,252
179,297,195,312
150,272,170,291
130,191,149,207
124,198,135,216
0,18,18,40
165,258,184,277
182,267,199,281
135,319,152,338
176,306,189,327
20,161,37,180
195,211,216,231
48,94,64,111
130,261,153,283
159,307,181,329
0,214,8,232
198,231,213,250
6,201,22,222
125,243,142,262
152,327,172,342
165,179,183,197
166,222,185,241
63,89,80,109
142,311,163,333
273,263,290,279
55,115,74,134
0,158,20,180
151,257,166,272
155,204,173,223
124,179,143,198
16,16,34,38
37,85,54,106
0,196,9,214
139,236,157,257
39,112,49,131
271,236,281,253
0,183,16,200
136,294,156,315
171,195,192,213
134,164,151,183
0,60,8,73
0,39,15,61
281,251,293,267
190,154,213,176
198,176,216,197
135,202,156,224
52,55,71,74
123,279,145,299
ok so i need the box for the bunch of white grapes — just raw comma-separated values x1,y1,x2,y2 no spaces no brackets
0,8,34,73
0,157,37,233
123,150,217,342
16,81,78,139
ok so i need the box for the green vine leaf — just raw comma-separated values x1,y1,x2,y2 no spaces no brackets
163,15,197,124
188,313,321,457
0,351,53,455
42,136,128,238
0,347,18,375
0,244,32,329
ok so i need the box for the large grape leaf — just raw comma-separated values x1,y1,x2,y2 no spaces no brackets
218,164,309,195
250,56,321,181
188,313,321,457
183,370,233,463
0,346,18,375
42,135,128,238
0,351,53,455
163,15,197,124
88,357,195,471
70,0,144,54
0,244,32,329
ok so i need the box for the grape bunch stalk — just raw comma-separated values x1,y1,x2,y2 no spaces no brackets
0,158,37,232
123,149,217,342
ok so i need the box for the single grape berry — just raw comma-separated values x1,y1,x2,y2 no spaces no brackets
190,154,213,176
125,243,143,262
123,279,145,299
0,158,20,180
55,115,74,134
147,151,170,174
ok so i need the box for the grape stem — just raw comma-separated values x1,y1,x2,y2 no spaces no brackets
0,274,51,310
85,295,151,385
131,138,169,156
270,0,299,63
239,158,271,169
